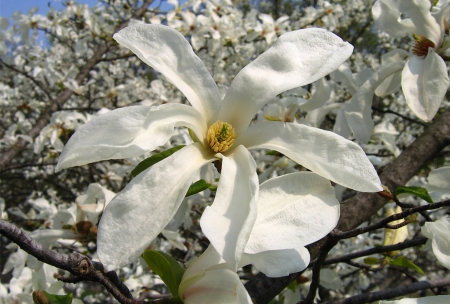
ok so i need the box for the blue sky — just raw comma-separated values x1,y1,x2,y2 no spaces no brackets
0,0,99,18
0,0,174,18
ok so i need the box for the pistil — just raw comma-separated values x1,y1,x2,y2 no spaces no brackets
207,120,237,153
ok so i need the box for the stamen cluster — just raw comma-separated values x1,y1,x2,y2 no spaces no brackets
411,33,436,57
207,120,237,153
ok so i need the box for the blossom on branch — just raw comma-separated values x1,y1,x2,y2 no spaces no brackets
372,0,450,121
56,23,382,271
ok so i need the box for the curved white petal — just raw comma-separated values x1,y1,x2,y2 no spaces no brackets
402,51,450,121
422,218,450,270
299,78,333,112
240,247,310,278
182,267,252,304
375,49,409,97
56,104,206,171
372,0,415,38
236,122,382,192
333,107,352,139
200,145,258,270
424,167,450,201
113,23,221,124
344,61,405,143
182,245,225,281
97,143,214,271
399,0,441,45
219,28,353,134
245,172,339,253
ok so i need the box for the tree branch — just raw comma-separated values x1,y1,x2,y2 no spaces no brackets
321,278,450,304
334,199,450,240
0,219,146,304
0,0,155,171
320,237,427,266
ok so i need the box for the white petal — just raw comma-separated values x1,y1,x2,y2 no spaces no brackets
344,61,405,143
182,245,225,281
113,24,221,124
245,172,339,253
200,145,258,270
375,49,409,97
399,0,441,45
333,107,352,139
299,78,333,112
240,247,310,278
97,143,214,271
236,122,382,192
182,268,252,304
424,167,450,201
219,28,353,134
422,218,450,270
372,0,415,38
402,51,450,121
56,104,206,171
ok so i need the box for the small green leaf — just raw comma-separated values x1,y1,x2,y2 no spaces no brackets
363,257,380,265
389,256,425,275
186,179,210,197
142,250,185,303
33,291,73,304
131,146,185,177
395,186,434,204
287,280,297,291
265,150,281,156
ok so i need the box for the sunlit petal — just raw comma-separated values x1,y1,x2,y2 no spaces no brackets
97,143,214,271
113,23,221,124
56,104,206,171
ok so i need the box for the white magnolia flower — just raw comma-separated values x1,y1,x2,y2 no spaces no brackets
422,217,450,270
179,245,252,304
179,171,340,303
56,24,382,271
372,0,450,121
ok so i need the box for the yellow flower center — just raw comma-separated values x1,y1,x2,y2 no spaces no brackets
207,120,236,153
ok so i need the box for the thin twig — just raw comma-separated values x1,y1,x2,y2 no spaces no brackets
0,219,146,304
317,237,427,266
335,199,450,240
321,278,450,304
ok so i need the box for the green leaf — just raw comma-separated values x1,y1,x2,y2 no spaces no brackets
186,179,210,197
265,150,281,156
287,280,297,291
389,256,425,275
142,250,185,303
363,257,380,265
395,186,434,204
33,291,72,304
131,145,185,177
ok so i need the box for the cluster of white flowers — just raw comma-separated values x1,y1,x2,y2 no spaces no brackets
1,0,450,303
